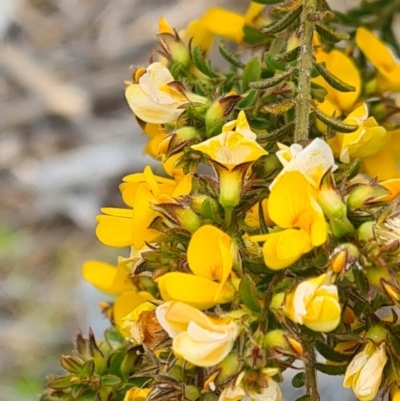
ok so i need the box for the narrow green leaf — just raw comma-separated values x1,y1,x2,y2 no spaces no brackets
250,68,297,89
236,89,258,109
312,106,358,133
272,46,300,63
261,5,302,35
242,58,262,92
218,41,245,68
315,22,350,43
262,99,296,115
239,274,261,313
257,121,295,142
315,62,356,92
315,341,351,363
101,376,122,387
315,362,347,375
387,333,400,359
191,45,217,77
274,0,302,12
243,25,269,45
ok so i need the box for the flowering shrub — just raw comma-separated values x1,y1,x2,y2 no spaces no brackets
41,2,400,401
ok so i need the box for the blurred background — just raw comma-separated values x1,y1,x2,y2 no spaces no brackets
0,0,360,400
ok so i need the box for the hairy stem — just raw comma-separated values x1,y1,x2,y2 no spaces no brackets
294,0,317,142
304,340,320,401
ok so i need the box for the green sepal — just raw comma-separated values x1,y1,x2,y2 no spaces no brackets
314,340,351,363
100,376,122,387
312,106,358,133
47,376,79,390
262,99,296,115
95,386,114,401
60,356,84,374
315,62,356,92
315,22,350,43
310,82,328,102
243,58,262,92
218,40,245,68
236,89,258,109
250,68,297,89
315,362,348,375
239,274,262,313
292,372,306,388
192,45,217,77
261,5,303,35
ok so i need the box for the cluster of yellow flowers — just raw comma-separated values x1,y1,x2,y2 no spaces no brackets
44,2,400,401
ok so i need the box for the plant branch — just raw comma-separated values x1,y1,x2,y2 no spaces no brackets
304,340,320,401
294,0,317,142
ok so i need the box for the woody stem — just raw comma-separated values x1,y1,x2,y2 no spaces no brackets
294,0,317,142
304,340,320,401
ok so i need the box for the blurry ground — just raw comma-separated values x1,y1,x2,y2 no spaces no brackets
0,0,375,400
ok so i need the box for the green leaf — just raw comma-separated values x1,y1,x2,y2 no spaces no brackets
243,58,262,92
315,62,356,92
315,341,351,363
315,362,347,375
236,89,258,109
315,22,350,43
243,25,270,45
218,41,245,68
261,5,303,35
272,46,300,63
101,376,122,387
387,332,400,359
239,274,261,313
310,82,328,102
353,268,369,295
312,106,358,133
262,99,296,115
191,45,217,77
257,121,295,142
250,68,297,89
292,372,306,388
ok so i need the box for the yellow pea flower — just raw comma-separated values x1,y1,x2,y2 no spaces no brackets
155,301,238,367
328,102,387,164
274,137,337,189
191,111,267,208
314,48,361,128
362,129,400,180
356,27,400,92
181,2,267,53
250,171,327,270
285,274,341,332
125,62,206,124
244,198,274,229
82,260,135,295
390,385,400,401
156,225,235,309
123,387,151,401
142,123,168,158
344,341,387,401
96,165,191,249
218,378,282,401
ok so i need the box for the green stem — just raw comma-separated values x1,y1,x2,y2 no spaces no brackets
294,0,317,142
304,340,320,401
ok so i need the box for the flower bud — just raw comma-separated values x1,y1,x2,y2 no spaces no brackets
347,183,390,212
329,243,359,273
382,281,400,304
357,221,375,242
215,351,241,385
264,329,303,357
205,94,242,136
366,326,387,344
158,17,191,67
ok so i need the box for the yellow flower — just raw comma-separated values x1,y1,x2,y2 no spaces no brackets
218,379,282,401
285,274,341,332
314,47,361,127
356,27,400,92
274,138,337,189
142,123,168,158
244,198,274,229
96,165,191,249
250,171,327,270
344,342,387,401
155,301,238,367
328,102,387,164
125,62,206,124
82,260,135,295
123,387,151,401
181,3,267,52
156,225,235,309
191,111,267,208
362,129,400,180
